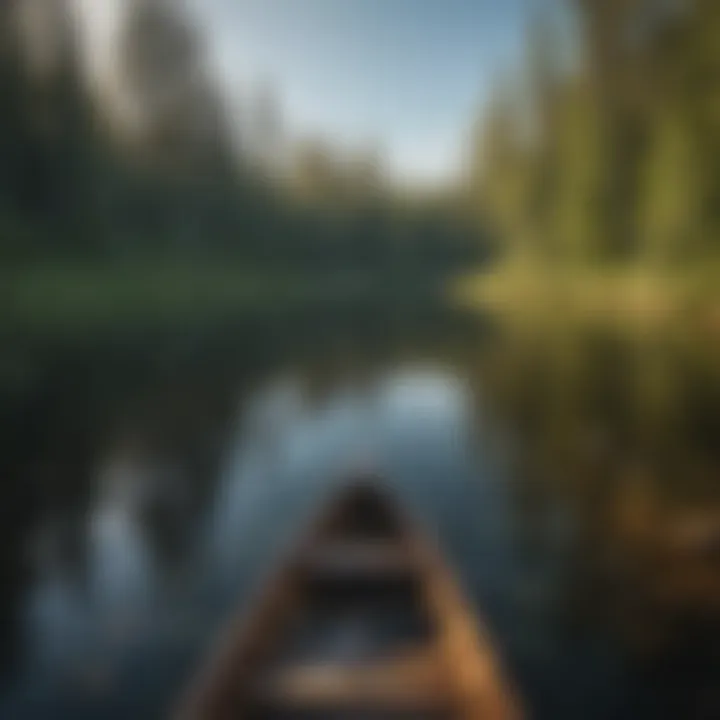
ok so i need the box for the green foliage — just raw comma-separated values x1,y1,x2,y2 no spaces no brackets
640,111,699,265
474,0,720,268
472,88,536,256
549,80,604,261
0,0,489,288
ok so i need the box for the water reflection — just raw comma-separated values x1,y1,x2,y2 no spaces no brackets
1,312,718,718
4,355,515,718
205,365,487,584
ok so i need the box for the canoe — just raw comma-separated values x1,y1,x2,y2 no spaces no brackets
177,479,521,719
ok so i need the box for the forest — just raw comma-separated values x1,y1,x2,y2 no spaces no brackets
0,0,486,332
1,0,719,328
465,0,720,324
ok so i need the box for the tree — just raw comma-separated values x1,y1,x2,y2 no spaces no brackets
640,110,699,264
119,0,233,175
471,85,536,258
0,0,28,248
575,0,653,258
0,0,99,254
548,79,605,261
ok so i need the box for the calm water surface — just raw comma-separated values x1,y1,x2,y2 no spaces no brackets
1,306,718,718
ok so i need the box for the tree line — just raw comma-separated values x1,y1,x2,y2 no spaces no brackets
0,0,484,275
472,0,719,267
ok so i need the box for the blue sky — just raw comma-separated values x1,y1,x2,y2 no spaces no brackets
195,0,529,183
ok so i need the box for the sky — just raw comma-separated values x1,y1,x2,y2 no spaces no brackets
197,0,528,184
76,0,530,184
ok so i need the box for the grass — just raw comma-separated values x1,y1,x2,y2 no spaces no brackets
6,256,719,336
1,259,410,332
452,258,720,335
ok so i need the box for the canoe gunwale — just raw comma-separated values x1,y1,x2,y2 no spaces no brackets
174,477,522,720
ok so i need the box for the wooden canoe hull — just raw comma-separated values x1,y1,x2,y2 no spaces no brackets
176,479,521,719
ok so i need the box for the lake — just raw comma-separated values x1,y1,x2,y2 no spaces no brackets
1,302,718,719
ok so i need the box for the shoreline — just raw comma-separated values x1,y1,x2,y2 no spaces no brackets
452,262,720,335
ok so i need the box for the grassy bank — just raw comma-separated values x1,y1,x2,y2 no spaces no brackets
453,260,720,334
2,260,437,332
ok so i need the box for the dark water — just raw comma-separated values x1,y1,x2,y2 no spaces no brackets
1,304,718,719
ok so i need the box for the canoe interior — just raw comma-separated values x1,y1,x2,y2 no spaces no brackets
178,481,520,720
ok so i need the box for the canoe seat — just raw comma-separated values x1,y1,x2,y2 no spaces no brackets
300,541,415,580
253,649,451,712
